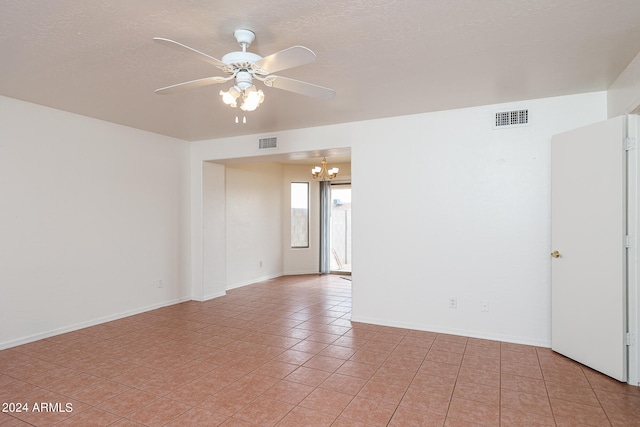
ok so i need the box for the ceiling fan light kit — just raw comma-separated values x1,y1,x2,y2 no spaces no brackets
220,86,241,107
154,29,335,115
240,85,264,111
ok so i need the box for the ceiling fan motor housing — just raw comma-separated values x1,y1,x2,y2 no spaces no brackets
221,51,262,69
235,71,253,90
221,29,262,76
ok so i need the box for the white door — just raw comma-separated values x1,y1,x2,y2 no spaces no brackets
551,115,628,382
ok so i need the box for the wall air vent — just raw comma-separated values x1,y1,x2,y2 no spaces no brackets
258,136,278,150
494,109,529,129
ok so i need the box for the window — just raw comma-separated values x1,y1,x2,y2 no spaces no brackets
291,182,309,248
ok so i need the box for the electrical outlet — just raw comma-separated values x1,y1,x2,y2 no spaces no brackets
449,297,457,309
157,280,163,288
481,300,489,312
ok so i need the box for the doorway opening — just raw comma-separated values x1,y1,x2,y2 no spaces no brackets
330,183,351,274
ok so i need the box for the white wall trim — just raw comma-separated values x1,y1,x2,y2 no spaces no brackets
192,291,227,302
628,114,640,386
0,296,191,351
350,315,552,348
225,273,284,291
284,269,320,276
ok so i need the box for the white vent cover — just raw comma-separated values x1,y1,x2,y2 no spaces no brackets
494,109,529,128
259,136,278,149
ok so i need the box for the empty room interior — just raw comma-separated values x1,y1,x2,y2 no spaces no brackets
2,1,640,426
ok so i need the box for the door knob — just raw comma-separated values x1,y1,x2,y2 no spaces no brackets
551,250,561,258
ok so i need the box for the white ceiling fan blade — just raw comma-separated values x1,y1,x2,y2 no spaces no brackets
153,37,226,69
255,46,316,74
155,76,230,95
264,76,335,100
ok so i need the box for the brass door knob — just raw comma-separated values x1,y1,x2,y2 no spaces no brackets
551,250,561,258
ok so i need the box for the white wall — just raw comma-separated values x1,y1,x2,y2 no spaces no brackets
352,93,606,346
0,96,190,349
191,91,607,346
608,50,640,117
200,161,226,301
224,162,284,288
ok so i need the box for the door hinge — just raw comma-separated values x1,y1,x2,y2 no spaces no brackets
627,332,635,346
624,137,636,151
625,235,632,248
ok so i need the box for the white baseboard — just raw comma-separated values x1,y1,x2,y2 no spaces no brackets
350,314,551,348
283,269,320,276
193,290,226,302
226,273,284,291
0,296,191,350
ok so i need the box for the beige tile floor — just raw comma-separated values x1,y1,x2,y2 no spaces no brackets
1,274,639,426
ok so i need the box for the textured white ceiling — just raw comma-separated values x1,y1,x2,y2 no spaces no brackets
1,0,639,141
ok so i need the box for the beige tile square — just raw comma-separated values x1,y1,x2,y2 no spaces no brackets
388,405,446,427
500,408,556,427
550,397,613,426
401,387,451,416
319,373,368,396
341,396,397,426
275,406,336,427
233,396,294,426
357,376,408,404
446,396,499,426
335,360,378,379
126,397,192,427
54,407,121,427
500,373,548,396
418,361,460,380
198,387,256,416
411,373,456,396
501,390,552,416
97,388,157,416
453,382,500,405
299,387,352,416
284,366,332,387
261,380,314,405
546,383,600,407
303,354,345,372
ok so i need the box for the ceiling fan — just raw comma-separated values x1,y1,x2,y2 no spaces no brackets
154,29,335,111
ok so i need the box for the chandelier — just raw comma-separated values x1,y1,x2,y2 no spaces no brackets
311,158,339,180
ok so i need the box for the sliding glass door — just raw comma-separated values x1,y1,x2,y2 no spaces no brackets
329,184,351,274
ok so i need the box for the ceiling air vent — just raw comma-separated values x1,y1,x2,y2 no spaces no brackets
259,136,278,150
494,109,529,129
